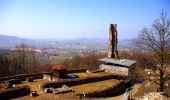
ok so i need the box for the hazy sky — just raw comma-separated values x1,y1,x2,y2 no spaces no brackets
0,0,170,40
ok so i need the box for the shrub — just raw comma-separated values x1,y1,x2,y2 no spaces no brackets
0,85,30,99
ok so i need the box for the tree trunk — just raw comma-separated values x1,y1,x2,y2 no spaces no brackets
159,70,164,92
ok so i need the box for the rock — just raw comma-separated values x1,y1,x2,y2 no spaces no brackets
76,92,85,98
144,92,167,100
53,85,73,94
26,77,33,82
44,88,53,93
30,91,38,97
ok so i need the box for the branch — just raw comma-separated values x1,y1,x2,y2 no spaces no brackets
151,79,160,85
163,74,170,81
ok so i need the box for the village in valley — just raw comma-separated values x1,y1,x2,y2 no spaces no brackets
0,0,170,100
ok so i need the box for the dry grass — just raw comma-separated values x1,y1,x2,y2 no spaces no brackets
72,79,119,92
94,72,113,76
135,67,148,77
17,79,48,91
133,81,158,97
74,72,96,78
74,72,112,78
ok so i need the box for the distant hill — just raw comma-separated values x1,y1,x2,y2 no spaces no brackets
0,35,55,49
118,39,134,48
0,35,25,49
0,35,133,49
0,35,25,41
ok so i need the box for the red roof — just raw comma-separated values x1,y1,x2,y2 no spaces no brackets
51,65,67,70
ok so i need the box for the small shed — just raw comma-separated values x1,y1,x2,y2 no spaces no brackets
51,65,67,78
99,58,136,78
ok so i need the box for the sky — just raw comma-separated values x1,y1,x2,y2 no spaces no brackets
0,0,170,40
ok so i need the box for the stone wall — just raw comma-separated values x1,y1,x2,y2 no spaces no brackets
76,79,132,98
0,72,52,82
128,64,136,79
99,64,129,76
78,80,125,97
0,69,87,82
43,74,52,81
40,74,131,98
67,69,86,73
39,75,127,90
43,74,61,81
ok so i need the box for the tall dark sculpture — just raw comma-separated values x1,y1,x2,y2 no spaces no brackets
108,24,119,58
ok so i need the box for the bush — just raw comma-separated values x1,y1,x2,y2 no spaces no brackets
0,85,30,99
7,79,21,84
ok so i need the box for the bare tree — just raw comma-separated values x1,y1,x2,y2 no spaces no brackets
11,42,39,74
136,11,170,92
0,52,10,77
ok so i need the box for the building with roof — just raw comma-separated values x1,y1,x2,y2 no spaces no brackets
51,65,67,79
99,58,136,77
43,65,67,81
99,24,136,78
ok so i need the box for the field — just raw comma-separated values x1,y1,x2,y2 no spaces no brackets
50,55,69,65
